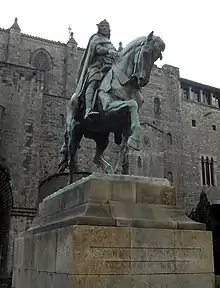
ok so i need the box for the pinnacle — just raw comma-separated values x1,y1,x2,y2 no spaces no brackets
10,17,21,31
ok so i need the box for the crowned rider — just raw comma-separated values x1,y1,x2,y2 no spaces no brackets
75,19,118,120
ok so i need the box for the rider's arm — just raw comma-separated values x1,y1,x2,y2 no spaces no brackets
96,44,110,55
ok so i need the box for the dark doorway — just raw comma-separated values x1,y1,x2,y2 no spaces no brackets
210,205,220,276
0,165,13,288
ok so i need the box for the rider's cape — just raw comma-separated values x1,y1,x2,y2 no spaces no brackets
75,33,111,100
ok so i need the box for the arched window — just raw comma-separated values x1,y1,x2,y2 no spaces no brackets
154,97,161,115
31,49,51,71
60,114,65,128
167,133,172,145
210,157,215,186
205,157,210,186
201,156,216,186
30,49,52,91
167,172,173,184
201,156,206,185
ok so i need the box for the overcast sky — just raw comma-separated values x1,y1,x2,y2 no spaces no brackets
1,0,219,88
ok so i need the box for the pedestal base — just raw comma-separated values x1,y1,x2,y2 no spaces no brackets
12,173,215,287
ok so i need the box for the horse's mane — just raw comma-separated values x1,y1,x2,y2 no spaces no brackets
118,36,147,57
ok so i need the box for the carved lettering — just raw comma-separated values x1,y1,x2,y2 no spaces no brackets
90,247,203,261
91,247,130,259
105,261,130,270
89,246,203,274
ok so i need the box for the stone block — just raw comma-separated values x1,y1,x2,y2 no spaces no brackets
23,235,36,269
13,237,24,269
56,226,75,273
61,273,215,287
84,178,111,203
35,271,51,288
136,178,175,205
72,226,131,275
11,268,18,288
35,230,57,272
174,229,214,274
51,273,73,288
110,180,136,202
30,173,204,231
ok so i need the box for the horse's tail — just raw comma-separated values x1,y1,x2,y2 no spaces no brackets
58,93,79,172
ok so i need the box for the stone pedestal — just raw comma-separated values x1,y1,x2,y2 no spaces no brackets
12,173,215,287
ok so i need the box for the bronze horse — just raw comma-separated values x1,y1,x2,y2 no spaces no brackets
58,32,165,183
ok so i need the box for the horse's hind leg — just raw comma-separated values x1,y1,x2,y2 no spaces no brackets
114,130,129,175
68,124,83,184
93,134,113,174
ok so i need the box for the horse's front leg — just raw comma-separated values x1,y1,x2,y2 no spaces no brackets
127,100,141,151
68,124,82,185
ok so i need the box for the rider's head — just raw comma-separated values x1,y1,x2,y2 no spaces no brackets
97,19,111,39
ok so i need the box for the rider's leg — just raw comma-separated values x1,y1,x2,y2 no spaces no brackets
84,80,99,119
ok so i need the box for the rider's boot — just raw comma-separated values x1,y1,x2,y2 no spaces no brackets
84,83,99,120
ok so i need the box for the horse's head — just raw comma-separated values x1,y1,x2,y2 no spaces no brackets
116,32,165,88
133,32,165,87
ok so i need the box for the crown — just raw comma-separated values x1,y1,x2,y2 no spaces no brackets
97,19,110,27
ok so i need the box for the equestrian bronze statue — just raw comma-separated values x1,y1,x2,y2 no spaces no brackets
58,19,165,183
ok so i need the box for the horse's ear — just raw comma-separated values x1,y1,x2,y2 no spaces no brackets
147,31,154,42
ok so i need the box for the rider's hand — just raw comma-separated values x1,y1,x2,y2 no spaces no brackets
108,50,118,58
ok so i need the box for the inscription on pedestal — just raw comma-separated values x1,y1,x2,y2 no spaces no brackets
87,246,203,274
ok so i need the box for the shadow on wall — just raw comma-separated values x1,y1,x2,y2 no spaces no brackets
38,171,91,203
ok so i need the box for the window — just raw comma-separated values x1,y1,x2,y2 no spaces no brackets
182,87,189,100
212,125,216,131
154,97,161,115
201,156,215,186
212,94,220,108
201,156,206,185
32,50,50,71
30,49,52,91
192,120,196,127
137,156,142,168
210,158,215,186
212,95,219,108
203,91,211,105
164,171,173,184
60,114,65,128
191,89,200,102
167,133,172,145
167,172,173,184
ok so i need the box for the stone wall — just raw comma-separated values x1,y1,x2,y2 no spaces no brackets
0,62,44,207
0,29,8,62
179,97,220,213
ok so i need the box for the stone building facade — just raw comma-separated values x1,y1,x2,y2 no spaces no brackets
0,18,220,286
